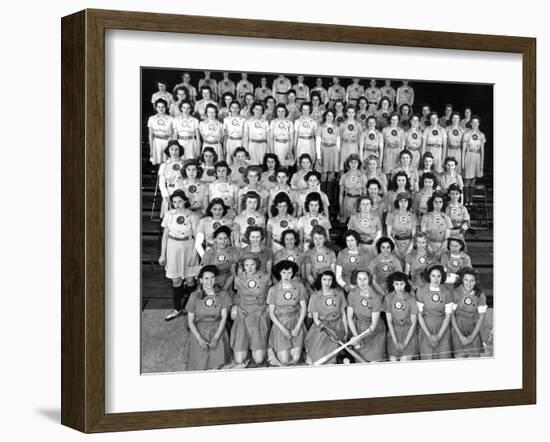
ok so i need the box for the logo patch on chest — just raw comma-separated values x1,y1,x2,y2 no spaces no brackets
247,217,256,225
431,293,441,303
176,216,185,225
172,164,181,171
310,219,319,226
204,297,215,307
451,259,460,268
412,133,418,140
349,255,358,264
361,298,369,308
325,297,335,307
464,296,473,306
206,169,215,176
283,291,293,300
394,300,404,310
369,133,375,140
247,279,257,288
280,220,289,228
188,184,197,194
316,254,325,263
472,134,479,141
217,254,227,263
391,129,398,136
453,129,459,136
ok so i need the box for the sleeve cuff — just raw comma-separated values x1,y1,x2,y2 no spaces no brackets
416,301,424,312
478,305,488,314
445,303,454,314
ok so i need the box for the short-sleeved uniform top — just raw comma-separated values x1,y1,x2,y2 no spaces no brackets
223,116,246,139
347,214,382,243
420,212,452,243
440,251,472,275
308,289,347,321
233,210,266,240
173,116,199,140
148,114,173,138
196,216,234,247
201,246,239,283
158,160,184,198
175,180,207,211
386,210,417,239
348,289,384,326
238,246,273,273
439,173,464,191
186,289,232,322
405,251,434,286
415,284,453,317
267,215,299,244
234,272,271,314
273,247,305,270
267,281,307,316
297,214,332,243
209,180,238,208
336,249,372,284
306,247,337,278
384,291,418,326
339,171,368,196
368,254,403,286
361,129,384,157
452,287,487,320
161,209,198,239
446,203,470,230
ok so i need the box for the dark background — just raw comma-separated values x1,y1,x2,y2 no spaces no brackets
141,67,494,174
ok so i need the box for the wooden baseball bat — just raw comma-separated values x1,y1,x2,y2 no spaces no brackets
313,322,370,365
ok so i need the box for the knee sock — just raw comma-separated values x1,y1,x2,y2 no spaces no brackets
171,284,183,311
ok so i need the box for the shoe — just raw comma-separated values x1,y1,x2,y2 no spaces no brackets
164,309,182,321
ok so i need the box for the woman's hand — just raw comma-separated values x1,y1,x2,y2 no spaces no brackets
158,255,166,266
282,327,292,340
291,326,300,337
429,335,439,347
209,336,219,349
395,342,405,352
459,335,470,346
198,338,210,350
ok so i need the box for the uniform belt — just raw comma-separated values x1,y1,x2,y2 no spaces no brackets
250,138,267,143
154,134,170,140
298,135,314,139
467,148,480,153
342,138,357,143
362,239,374,245
178,136,194,140
322,142,336,147
407,146,420,150
169,235,190,241
275,91,288,94
427,143,442,148
368,101,378,104
228,136,242,140
274,138,289,143
394,234,412,240
345,192,361,197
168,184,176,187
447,145,461,150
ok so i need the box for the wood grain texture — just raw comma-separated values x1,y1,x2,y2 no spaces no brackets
60,8,537,433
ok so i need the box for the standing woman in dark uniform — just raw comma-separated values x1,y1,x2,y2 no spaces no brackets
462,116,486,206
384,271,419,361
347,196,382,260
404,232,435,292
416,264,454,359
386,191,417,261
451,267,488,358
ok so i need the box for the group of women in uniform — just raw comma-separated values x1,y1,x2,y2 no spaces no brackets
149,71,491,371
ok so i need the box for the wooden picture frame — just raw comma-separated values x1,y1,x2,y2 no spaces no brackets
61,8,536,433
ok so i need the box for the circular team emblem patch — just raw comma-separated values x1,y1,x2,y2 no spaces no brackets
382,264,390,272
431,293,441,303
243,84,249,89
394,300,404,310
217,254,227,264
279,80,284,85
391,129,398,136
452,259,460,268
348,124,354,131
325,297,335,307
220,184,228,192
231,119,238,126
254,121,261,129
382,113,388,118
303,122,310,129
172,163,181,171
327,127,334,134
419,256,427,264
212,221,221,230
349,255,358,264
453,129,459,136
351,176,358,184
188,184,197,194
176,216,185,225
432,130,439,136
369,133,375,140
283,291,293,300
247,279,257,288
158,119,165,126
182,120,189,127
207,169,215,176
299,86,303,91
472,134,479,141
337,116,344,123
362,219,369,226
361,114,366,120
238,166,246,174
399,215,408,224
451,207,459,215
278,122,285,129
287,255,295,262
247,217,256,225
280,220,289,228
435,217,443,225
204,297,215,307
360,298,369,307
269,175,277,182
208,124,215,130
412,133,418,140
464,296,473,305
316,254,325,263
310,219,318,226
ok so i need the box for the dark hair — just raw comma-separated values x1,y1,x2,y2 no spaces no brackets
229,100,241,110
388,171,412,192
429,111,439,120
350,268,373,286
178,98,192,112
309,225,329,249
272,260,299,280
423,264,447,284
200,147,218,164
163,139,184,157
298,153,313,165
239,254,261,272
200,85,212,93
419,171,438,189
304,170,322,183
173,85,189,101
169,189,190,208
366,178,382,196
214,160,231,176
399,103,411,113
262,153,280,172
205,103,219,117
386,271,412,294
345,104,357,113
276,166,290,178
322,109,335,123
244,225,265,242
310,91,321,102
420,152,436,172
264,95,276,106
344,154,362,170
314,270,338,290
280,228,300,247
244,165,263,183
447,236,466,252
213,225,232,239
287,89,297,97
379,96,391,108
233,146,249,158
393,193,413,210
275,103,289,117
343,229,361,245
427,190,448,212
389,112,400,121
470,114,482,125
376,236,395,254
304,192,324,214
444,156,458,168
366,115,377,125
455,266,482,296
154,98,168,109
399,149,413,161
451,111,461,120
300,101,312,112
221,91,235,104
205,197,229,218
197,265,220,298
252,101,265,113
241,190,261,210
270,192,294,217
356,195,374,212
181,160,204,179
447,183,462,194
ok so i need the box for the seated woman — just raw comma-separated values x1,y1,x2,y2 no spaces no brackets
451,267,488,358
238,226,273,279
346,269,387,363
413,171,438,220
237,165,269,215
439,156,464,192
305,270,348,365
368,236,403,291
386,191,417,261
267,260,308,366
347,196,382,260
200,226,238,293
440,236,472,286
336,230,372,293
404,232,435,292
186,265,232,371
195,198,234,258
273,229,306,282
297,192,332,251
232,191,266,248
420,190,452,258
267,192,298,253
176,159,209,216
304,225,337,292
384,271,419,361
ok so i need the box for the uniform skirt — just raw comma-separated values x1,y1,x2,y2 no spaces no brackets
319,144,339,172
408,148,421,171
165,237,200,279
387,320,418,358
339,142,359,169
186,321,231,371
355,318,387,362
230,306,270,352
418,313,452,360
273,141,293,167
225,138,243,163
248,141,268,165
269,311,306,352
382,146,401,174
446,146,462,173
451,314,482,357
429,146,444,173
296,138,316,164
151,137,169,165
340,195,360,223
179,138,199,160
305,317,346,364
463,151,483,179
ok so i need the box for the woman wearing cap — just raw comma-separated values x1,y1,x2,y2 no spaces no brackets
173,99,201,160
338,154,368,223
366,179,385,221
347,196,382,260
231,254,272,366
384,271,418,361
338,105,361,170
445,113,465,174
195,198,234,258
148,98,174,166
176,159,209,215
368,237,403,290
268,167,299,215
268,103,294,167
440,237,472,286
421,112,447,174
446,183,470,240
158,141,185,218
386,191,417,261
297,192,332,251
404,232,435,291
316,109,340,194
405,114,423,171
414,172,438,219
186,265,232,371
290,153,314,192
208,161,238,219
243,102,270,165
391,149,419,192
420,191,452,258
364,155,388,194
267,260,308,365
198,147,218,185
359,116,384,164
238,226,273,278
267,193,298,253
381,113,406,180
462,116,486,206
223,101,246,163
346,269,386,362
294,102,318,164
298,170,330,218
385,171,413,215
158,189,200,321
416,265,454,359
451,267,488,358
233,191,266,248
237,165,269,215
305,270,348,365
199,103,224,160
260,153,280,191
336,230,371,293
273,229,305,282
229,147,250,188
439,156,464,192
305,226,336,291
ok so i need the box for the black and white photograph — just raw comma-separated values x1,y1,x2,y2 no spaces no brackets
141,68,494,373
